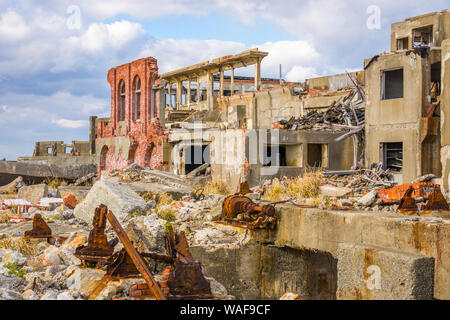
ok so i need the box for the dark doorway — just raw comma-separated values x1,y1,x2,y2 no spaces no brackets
184,145,210,174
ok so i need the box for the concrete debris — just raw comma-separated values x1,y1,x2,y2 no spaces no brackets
357,190,378,207
0,176,25,195
74,180,151,224
17,184,49,204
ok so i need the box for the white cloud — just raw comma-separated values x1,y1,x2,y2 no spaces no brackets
286,66,318,82
52,118,88,128
0,10,31,42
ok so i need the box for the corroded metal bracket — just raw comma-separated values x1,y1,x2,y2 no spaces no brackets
398,186,418,215
24,214,52,238
421,187,450,214
74,205,114,266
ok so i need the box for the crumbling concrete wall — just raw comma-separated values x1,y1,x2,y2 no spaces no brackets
274,205,449,300
441,39,450,193
218,85,303,129
365,51,430,184
390,10,450,51
190,245,337,300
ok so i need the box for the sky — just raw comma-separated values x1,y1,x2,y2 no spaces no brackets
0,0,448,160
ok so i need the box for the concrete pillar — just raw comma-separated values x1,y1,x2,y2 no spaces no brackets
207,72,213,110
168,82,172,109
176,79,182,109
255,58,261,91
230,68,234,96
197,78,200,103
219,68,224,97
187,78,191,107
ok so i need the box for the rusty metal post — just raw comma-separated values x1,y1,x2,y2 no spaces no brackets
106,210,166,300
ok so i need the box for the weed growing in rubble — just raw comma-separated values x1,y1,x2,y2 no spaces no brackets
0,210,13,223
263,171,324,201
157,193,174,208
263,178,286,201
156,207,176,222
3,263,27,279
287,171,323,199
0,237,40,257
202,180,231,196
44,177,68,189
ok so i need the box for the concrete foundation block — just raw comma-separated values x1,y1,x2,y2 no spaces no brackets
337,243,434,300
17,184,48,204
74,179,150,223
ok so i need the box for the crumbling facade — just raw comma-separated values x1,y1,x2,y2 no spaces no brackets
95,58,168,173
365,10,449,186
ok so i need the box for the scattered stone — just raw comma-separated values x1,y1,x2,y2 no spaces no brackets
66,268,106,297
57,291,74,300
74,180,151,224
95,281,121,300
23,289,39,300
205,276,234,300
320,185,352,198
17,184,48,204
357,190,377,207
124,214,167,253
40,290,58,300
1,249,27,266
61,232,87,250
0,288,23,300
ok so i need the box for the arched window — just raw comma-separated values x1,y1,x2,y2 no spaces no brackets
133,76,141,121
118,80,125,121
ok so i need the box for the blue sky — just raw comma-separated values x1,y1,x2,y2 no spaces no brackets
0,0,448,160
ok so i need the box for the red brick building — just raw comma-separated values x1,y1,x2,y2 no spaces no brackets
95,57,168,173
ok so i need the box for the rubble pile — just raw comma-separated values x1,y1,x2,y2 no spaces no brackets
324,163,396,195
278,86,365,132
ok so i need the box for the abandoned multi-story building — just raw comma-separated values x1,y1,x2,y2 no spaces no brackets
365,10,450,188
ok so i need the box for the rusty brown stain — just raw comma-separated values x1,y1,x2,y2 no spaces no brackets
363,248,375,300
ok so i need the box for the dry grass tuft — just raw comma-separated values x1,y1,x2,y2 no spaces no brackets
155,207,177,222
157,193,174,208
202,180,231,196
287,171,323,199
0,210,13,223
263,178,286,201
44,177,68,189
0,237,41,257
263,171,324,201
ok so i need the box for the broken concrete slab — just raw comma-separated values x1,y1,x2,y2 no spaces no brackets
0,176,25,194
337,243,434,300
320,185,352,198
73,180,151,224
0,161,97,181
357,190,377,206
17,184,48,204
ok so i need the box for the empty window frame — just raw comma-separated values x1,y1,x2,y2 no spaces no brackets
381,68,404,100
397,37,409,50
412,26,433,48
118,80,126,121
381,142,403,172
307,144,328,168
133,76,141,121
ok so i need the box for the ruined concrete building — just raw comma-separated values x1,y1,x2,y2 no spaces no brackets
6,10,450,196
365,10,450,188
